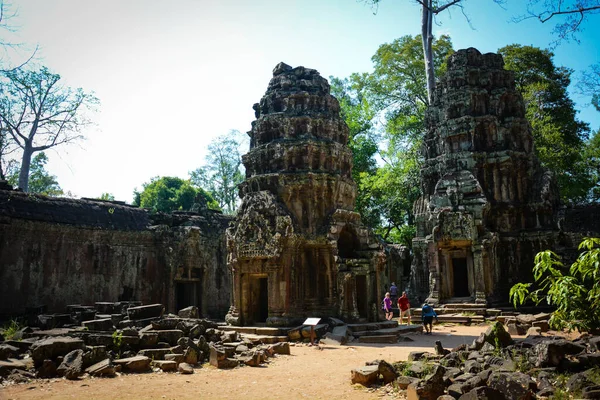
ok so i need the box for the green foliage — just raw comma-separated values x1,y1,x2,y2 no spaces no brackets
330,75,379,228
499,45,592,202
133,176,219,213
509,237,600,333
2,319,21,340
584,129,600,202
98,193,115,201
112,330,123,358
7,152,63,196
190,130,245,215
331,34,453,244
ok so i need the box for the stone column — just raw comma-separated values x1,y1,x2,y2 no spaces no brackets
472,245,487,304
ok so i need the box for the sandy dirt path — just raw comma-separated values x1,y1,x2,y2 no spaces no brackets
0,325,488,400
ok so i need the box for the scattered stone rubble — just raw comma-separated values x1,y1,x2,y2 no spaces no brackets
351,322,600,399
0,303,291,384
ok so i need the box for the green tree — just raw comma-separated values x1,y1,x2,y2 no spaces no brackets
499,44,592,202
133,176,218,213
98,193,115,201
190,130,245,215
330,76,379,228
510,237,600,334
0,66,99,192
7,151,63,196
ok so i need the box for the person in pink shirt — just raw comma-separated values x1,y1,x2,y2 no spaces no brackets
383,292,393,321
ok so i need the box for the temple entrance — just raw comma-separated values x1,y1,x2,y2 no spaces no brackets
338,226,359,259
175,281,202,314
452,258,470,297
355,275,368,318
249,275,269,323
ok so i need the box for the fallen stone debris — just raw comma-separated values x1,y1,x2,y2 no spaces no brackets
0,303,292,385
351,321,600,399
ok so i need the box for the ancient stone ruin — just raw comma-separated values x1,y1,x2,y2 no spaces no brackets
0,188,232,318
226,62,408,326
410,48,564,306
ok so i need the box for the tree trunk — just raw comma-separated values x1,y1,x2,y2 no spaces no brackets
18,144,34,192
421,0,436,104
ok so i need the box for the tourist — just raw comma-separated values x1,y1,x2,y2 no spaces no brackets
397,291,411,325
421,303,438,334
383,292,393,321
389,282,398,303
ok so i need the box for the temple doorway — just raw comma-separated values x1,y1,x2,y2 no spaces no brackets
176,281,202,314
355,275,368,318
452,258,470,297
249,275,269,323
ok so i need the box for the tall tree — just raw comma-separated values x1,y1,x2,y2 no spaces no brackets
0,66,99,192
366,0,502,102
499,44,592,201
7,151,63,196
190,130,245,215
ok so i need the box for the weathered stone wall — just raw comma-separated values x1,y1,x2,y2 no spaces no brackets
0,189,232,318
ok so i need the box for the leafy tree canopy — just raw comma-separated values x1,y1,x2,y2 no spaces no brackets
499,44,593,202
133,176,219,213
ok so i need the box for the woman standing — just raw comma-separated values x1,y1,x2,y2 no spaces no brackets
383,292,393,321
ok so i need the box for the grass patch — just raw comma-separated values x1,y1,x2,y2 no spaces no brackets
2,319,21,340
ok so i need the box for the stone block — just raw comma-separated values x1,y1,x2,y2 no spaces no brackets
127,304,164,320
178,362,194,374
113,355,151,373
56,349,84,380
85,358,116,377
350,365,379,386
82,318,114,331
152,359,177,372
177,306,199,319
164,353,185,364
30,337,86,366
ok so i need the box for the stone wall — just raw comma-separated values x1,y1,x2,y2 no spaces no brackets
0,188,232,318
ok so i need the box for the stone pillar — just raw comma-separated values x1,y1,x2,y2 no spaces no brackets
472,246,486,304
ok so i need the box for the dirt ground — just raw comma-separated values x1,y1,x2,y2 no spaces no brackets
1,324,490,400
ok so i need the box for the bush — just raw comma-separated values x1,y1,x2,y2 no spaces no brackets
509,237,600,333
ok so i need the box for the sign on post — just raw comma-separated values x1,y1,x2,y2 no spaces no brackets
303,318,321,326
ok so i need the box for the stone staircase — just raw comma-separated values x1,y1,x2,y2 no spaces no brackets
348,320,422,344
222,325,290,344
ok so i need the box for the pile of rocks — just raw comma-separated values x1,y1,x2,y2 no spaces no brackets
351,322,600,399
0,303,291,383
498,313,551,336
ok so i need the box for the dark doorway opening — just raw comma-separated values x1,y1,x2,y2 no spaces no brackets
338,226,359,259
176,282,201,314
355,275,368,318
250,276,269,323
452,258,470,297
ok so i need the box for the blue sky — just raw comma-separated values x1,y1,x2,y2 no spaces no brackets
4,0,600,201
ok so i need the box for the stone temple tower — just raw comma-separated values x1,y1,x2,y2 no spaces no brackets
226,63,405,326
410,48,560,306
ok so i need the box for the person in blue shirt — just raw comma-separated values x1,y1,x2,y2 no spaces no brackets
421,303,438,335
389,282,398,303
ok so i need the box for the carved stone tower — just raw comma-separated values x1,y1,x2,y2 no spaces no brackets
226,63,405,326
410,48,560,306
